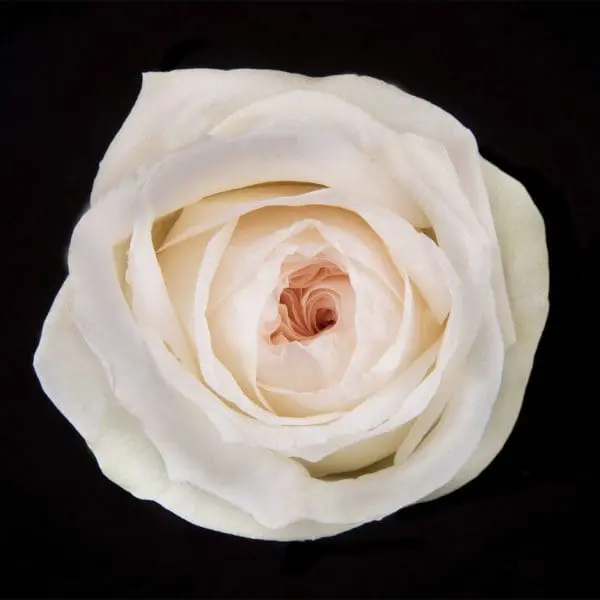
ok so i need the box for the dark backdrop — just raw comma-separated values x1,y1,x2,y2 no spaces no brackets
2,2,597,597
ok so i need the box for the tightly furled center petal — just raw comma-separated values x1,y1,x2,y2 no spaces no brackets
270,257,346,344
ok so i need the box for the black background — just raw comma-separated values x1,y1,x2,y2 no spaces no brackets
2,2,597,597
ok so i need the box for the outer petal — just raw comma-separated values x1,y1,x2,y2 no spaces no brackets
34,282,108,444
91,69,311,204
127,207,197,371
33,281,351,540
424,159,549,500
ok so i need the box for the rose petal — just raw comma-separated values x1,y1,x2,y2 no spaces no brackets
158,227,220,348
210,89,429,227
127,207,197,370
302,424,412,478
140,125,430,235
161,182,322,250
188,219,280,413
341,257,403,379
390,134,514,342
34,281,108,443
91,70,316,204
423,159,549,499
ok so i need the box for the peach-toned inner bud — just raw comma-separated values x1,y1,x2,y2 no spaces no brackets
270,259,347,344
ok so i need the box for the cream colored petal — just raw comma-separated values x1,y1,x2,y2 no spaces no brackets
187,220,280,414
346,204,454,325
288,342,441,463
310,214,404,305
259,336,350,409
33,281,108,443
366,276,442,381
160,182,321,250
88,69,460,216
208,212,326,307
127,208,197,370
341,258,402,379
204,237,291,410
211,89,428,226
286,305,504,527
303,215,405,392
393,134,515,346
423,159,549,500
91,69,314,204
158,227,220,347
303,424,412,478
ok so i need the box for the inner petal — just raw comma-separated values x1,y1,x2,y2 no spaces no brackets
269,257,346,344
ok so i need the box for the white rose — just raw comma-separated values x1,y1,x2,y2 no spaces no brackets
33,68,549,541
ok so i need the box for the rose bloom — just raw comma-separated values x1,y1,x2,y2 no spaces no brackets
34,69,549,541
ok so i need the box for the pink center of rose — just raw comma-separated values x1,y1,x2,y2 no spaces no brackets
270,259,347,345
